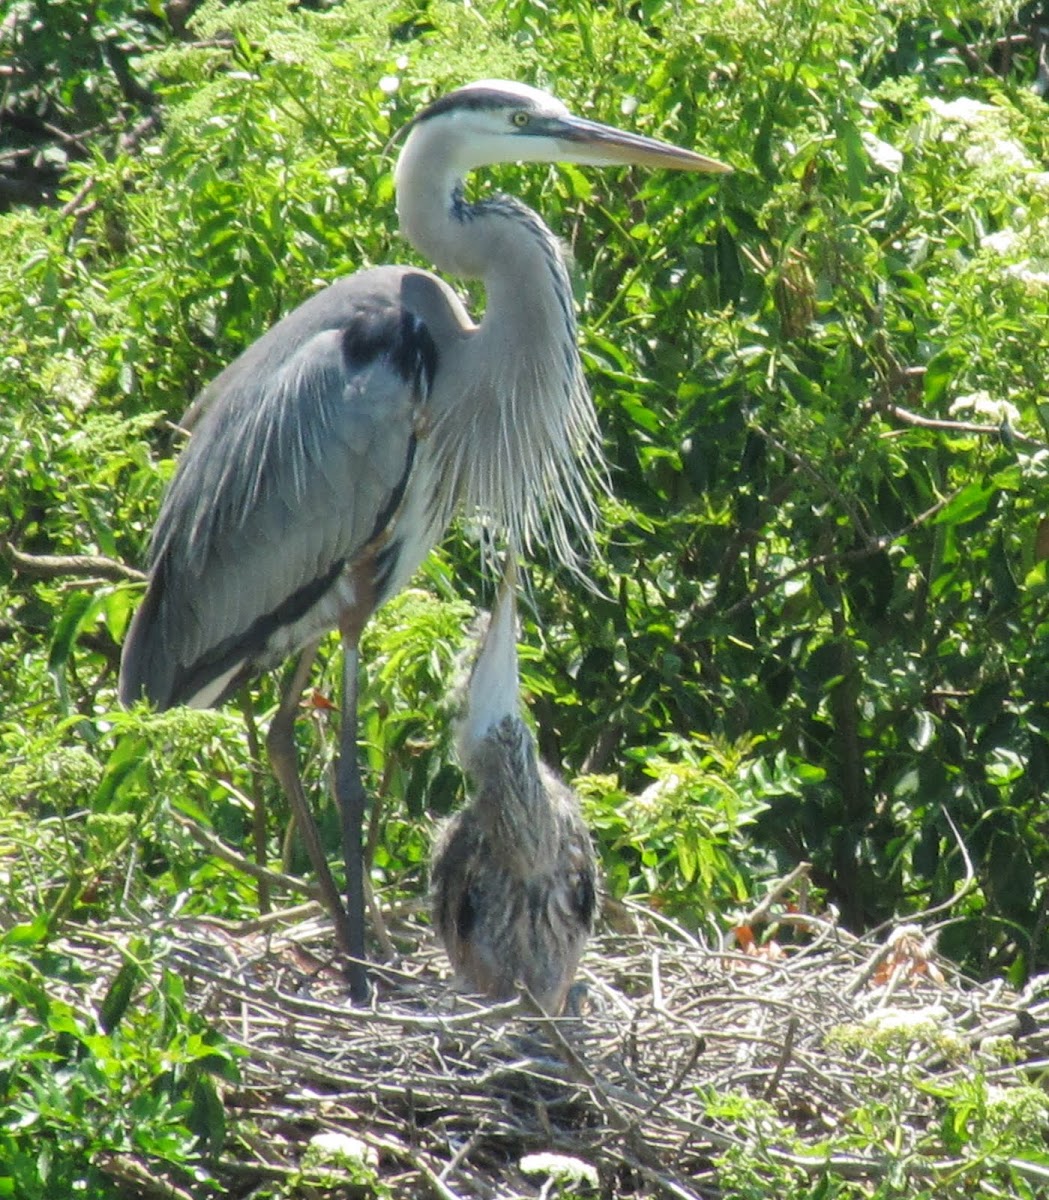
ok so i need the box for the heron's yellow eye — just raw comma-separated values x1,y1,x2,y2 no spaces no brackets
511,111,530,128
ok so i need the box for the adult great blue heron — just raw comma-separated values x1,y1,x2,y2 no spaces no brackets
118,79,730,1002
430,561,597,1015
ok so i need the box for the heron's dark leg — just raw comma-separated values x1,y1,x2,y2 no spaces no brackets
334,636,371,1003
238,694,271,914
266,641,357,957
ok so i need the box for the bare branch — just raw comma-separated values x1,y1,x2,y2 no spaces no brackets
875,401,1047,448
741,861,813,927
752,421,875,545
3,541,145,582
170,811,323,902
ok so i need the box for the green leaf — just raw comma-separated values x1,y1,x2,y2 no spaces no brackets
98,961,141,1034
2,916,50,948
933,481,997,526
47,591,94,674
923,348,962,407
836,114,867,201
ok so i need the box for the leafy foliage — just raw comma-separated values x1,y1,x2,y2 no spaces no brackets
0,932,237,1198
0,0,163,209
2,0,1049,1192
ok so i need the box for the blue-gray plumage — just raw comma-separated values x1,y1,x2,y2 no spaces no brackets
120,271,451,711
118,79,730,1003
430,562,597,1015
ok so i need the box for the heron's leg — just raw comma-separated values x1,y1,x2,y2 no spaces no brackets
334,636,371,1003
238,694,271,914
265,641,357,957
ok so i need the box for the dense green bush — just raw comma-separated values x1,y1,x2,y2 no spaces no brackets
4,0,1048,969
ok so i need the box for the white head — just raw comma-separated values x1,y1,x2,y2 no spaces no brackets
390,82,731,592
394,78,731,186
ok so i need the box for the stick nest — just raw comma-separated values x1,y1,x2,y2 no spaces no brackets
60,876,1049,1199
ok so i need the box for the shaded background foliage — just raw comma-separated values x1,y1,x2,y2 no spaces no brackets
2,0,1049,988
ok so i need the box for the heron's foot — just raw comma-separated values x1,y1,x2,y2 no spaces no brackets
342,955,373,1005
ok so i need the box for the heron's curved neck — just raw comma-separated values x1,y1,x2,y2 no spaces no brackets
396,150,573,328
395,137,603,570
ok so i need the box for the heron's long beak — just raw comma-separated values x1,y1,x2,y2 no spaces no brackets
482,558,518,680
461,558,520,751
550,115,731,174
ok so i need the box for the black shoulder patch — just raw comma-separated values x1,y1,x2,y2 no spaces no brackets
341,307,438,399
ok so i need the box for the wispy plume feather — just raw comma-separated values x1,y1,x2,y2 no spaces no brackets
430,196,609,577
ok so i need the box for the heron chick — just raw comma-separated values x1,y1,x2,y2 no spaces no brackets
430,565,597,1015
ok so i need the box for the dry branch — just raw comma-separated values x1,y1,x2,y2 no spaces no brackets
3,541,145,582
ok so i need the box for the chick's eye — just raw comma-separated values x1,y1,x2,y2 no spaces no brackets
511,111,530,128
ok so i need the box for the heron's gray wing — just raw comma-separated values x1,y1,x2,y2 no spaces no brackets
120,275,441,709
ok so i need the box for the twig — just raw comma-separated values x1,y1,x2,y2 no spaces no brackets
740,861,812,927
763,1014,798,1100
45,868,1049,1199
3,541,145,582
641,1036,705,1120
59,177,97,220
170,810,323,901
720,491,957,620
176,900,322,936
620,897,706,952
93,1153,196,1200
852,805,978,971
61,113,162,222
625,1158,706,1200
924,806,978,928
752,422,875,545
878,401,1045,448
323,1124,470,1200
